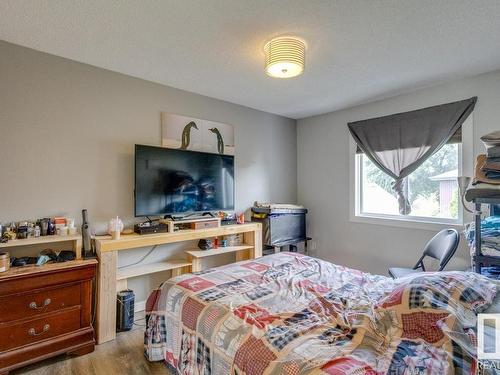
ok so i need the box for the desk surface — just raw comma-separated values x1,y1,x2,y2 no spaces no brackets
95,223,261,252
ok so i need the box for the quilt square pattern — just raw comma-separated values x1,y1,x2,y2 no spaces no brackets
196,337,211,375
241,261,269,272
196,288,227,302
318,325,356,346
401,311,448,343
177,276,215,292
245,286,273,301
266,325,300,350
242,273,265,285
408,286,449,309
217,279,253,294
234,335,277,375
233,304,278,329
181,297,206,331
196,304,227,340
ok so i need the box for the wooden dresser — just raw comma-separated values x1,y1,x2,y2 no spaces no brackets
0,259,97,374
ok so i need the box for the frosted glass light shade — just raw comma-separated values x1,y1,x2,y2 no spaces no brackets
264,37,305,78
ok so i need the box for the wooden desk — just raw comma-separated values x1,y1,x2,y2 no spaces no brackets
94,222,262,344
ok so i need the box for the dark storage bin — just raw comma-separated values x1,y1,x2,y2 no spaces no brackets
251,207,308,247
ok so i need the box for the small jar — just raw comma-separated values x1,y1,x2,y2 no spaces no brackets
0,252,9,273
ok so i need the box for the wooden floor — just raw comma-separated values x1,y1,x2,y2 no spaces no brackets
12,313,172,375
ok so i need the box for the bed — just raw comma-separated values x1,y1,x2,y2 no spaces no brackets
145,252,498,374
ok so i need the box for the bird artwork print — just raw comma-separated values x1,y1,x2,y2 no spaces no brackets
180,121,198,149
209,127,225,154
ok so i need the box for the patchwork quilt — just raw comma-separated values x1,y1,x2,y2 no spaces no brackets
144,253,497,374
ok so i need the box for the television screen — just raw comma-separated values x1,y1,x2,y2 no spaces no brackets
134,145,234,216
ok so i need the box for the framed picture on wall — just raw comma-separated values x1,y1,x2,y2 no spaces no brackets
161,112,235,155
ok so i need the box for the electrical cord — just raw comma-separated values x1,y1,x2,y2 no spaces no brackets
115,245,158,329
118,245,158,269
116,296,147,327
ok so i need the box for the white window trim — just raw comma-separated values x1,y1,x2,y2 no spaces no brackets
349,115,474,231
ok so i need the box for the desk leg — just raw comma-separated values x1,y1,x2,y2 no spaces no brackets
188,254,202,273
116,279,128,293
96,244,117,344
235,249,248,262
172,266,190,277
245,228,262,259
74,238,82,260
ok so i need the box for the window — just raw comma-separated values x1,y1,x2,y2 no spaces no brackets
356,140,462,224
350,107,473,229
357,143,460,223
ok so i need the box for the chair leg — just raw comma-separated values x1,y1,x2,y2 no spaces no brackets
413,256,426,271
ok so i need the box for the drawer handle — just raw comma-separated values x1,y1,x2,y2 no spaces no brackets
29,298,51,310
28,324,50,336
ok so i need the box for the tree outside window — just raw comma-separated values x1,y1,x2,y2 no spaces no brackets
360,143,459,219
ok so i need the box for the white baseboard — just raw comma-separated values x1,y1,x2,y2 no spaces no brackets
135,300,146,313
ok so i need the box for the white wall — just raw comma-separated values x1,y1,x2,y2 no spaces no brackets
298,69,500,275
0,41,297,302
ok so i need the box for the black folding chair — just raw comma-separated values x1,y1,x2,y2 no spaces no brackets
388,228,460,279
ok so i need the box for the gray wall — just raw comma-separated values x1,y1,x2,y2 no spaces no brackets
298,69,500,275
0,41,297,302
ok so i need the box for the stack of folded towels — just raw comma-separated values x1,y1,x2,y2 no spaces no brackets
478,131,500,179
465,216,500,256
465,131,500,201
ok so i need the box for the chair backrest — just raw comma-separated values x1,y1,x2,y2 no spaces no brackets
422,228,460,270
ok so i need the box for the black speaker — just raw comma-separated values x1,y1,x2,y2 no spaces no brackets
116,289,134,332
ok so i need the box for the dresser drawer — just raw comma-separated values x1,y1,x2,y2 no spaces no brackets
0,284,81,323
0,306,81,351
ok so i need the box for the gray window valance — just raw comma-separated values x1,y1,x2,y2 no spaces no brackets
348,96,477,215
355,127,462,154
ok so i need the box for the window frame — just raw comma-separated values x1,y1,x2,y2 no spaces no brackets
349,114,473,231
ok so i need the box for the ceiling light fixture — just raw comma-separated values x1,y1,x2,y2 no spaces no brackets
264,37,305,79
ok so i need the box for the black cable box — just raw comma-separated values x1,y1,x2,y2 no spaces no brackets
134,222,169,235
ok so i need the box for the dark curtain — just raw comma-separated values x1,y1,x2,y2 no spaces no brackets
348,96,477,215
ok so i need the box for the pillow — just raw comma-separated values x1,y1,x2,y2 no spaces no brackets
378,271,497,314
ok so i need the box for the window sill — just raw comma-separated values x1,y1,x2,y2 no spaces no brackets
350,213,464,231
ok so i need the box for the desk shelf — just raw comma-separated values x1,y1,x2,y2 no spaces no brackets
116,260,192,280
186,245,253,259
0,234,82,259
186,245,254,272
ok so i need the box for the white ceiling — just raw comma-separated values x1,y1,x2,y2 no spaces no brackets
1,1,500,119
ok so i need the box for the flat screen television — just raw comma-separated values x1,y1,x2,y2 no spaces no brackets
134,144,234,217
